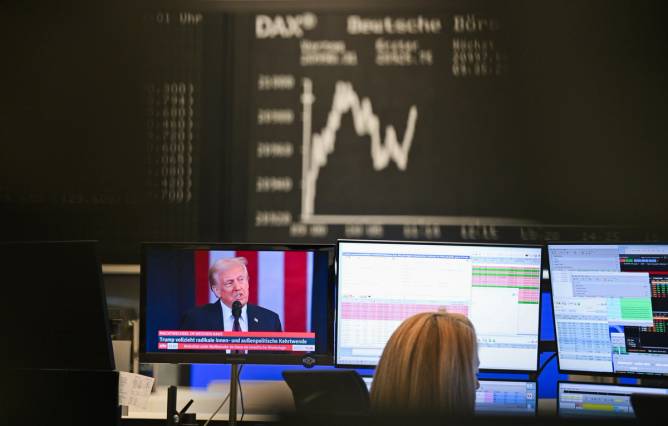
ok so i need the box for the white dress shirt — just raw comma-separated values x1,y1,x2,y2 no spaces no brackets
220,300,248,331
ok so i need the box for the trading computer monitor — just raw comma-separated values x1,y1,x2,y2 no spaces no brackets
1,240,114,370
336,240,543,372
140,243,335,365
475,380,537,416
362,377,537,416
548,243,668,376
558,381,668,418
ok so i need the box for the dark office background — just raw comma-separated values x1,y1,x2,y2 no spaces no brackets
3,0,666,404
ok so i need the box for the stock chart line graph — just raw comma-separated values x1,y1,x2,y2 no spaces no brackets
300,77,419,221
298,77,532,226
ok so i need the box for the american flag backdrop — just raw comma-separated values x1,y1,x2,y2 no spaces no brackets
194,250,314,332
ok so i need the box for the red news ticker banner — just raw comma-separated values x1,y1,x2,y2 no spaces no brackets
158,343,295,351
159,331,314,338
157,330,316,351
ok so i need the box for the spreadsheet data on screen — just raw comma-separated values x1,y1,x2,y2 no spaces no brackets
549,244,668,375
336,242,541,371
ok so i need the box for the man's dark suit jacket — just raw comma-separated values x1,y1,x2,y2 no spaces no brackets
180,301,282,332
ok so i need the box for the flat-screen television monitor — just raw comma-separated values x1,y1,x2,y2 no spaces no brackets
335,240,543,372
558,381,668,418
548,243,668,376
362,377,537,416
0,240,114,371
140,243,335,365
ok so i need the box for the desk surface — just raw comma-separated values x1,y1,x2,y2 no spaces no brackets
124,381,292,421
125,381,557,421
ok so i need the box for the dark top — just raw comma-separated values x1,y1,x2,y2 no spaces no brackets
180,301,282,332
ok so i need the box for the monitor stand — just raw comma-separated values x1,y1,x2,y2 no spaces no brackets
166,385,194,426
166,364,241,425
228,362,240,426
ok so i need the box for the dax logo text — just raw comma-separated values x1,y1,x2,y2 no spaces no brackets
256,13,318,39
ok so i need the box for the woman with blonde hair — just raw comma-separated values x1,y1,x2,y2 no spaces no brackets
370,311,479,415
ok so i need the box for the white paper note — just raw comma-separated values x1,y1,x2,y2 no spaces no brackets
118,371,155,409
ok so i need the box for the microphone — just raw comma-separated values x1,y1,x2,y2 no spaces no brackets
232,300,242,320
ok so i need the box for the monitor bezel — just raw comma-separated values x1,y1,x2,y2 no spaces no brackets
139,242,336,365
547,241,668,378
333,239,544,373
556,379,668,418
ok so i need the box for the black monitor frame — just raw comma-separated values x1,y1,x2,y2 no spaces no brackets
1,240,115,371
547,241,668,378
140,242,336,365
333,239,544,373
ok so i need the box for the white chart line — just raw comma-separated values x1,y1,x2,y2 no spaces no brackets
301,78,418,221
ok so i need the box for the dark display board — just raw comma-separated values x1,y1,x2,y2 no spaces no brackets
0,2,224,261
229,2,668,244
240,10,523,237
2,1,668,261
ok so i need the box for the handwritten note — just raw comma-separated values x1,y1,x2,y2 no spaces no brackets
118,371,155,409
